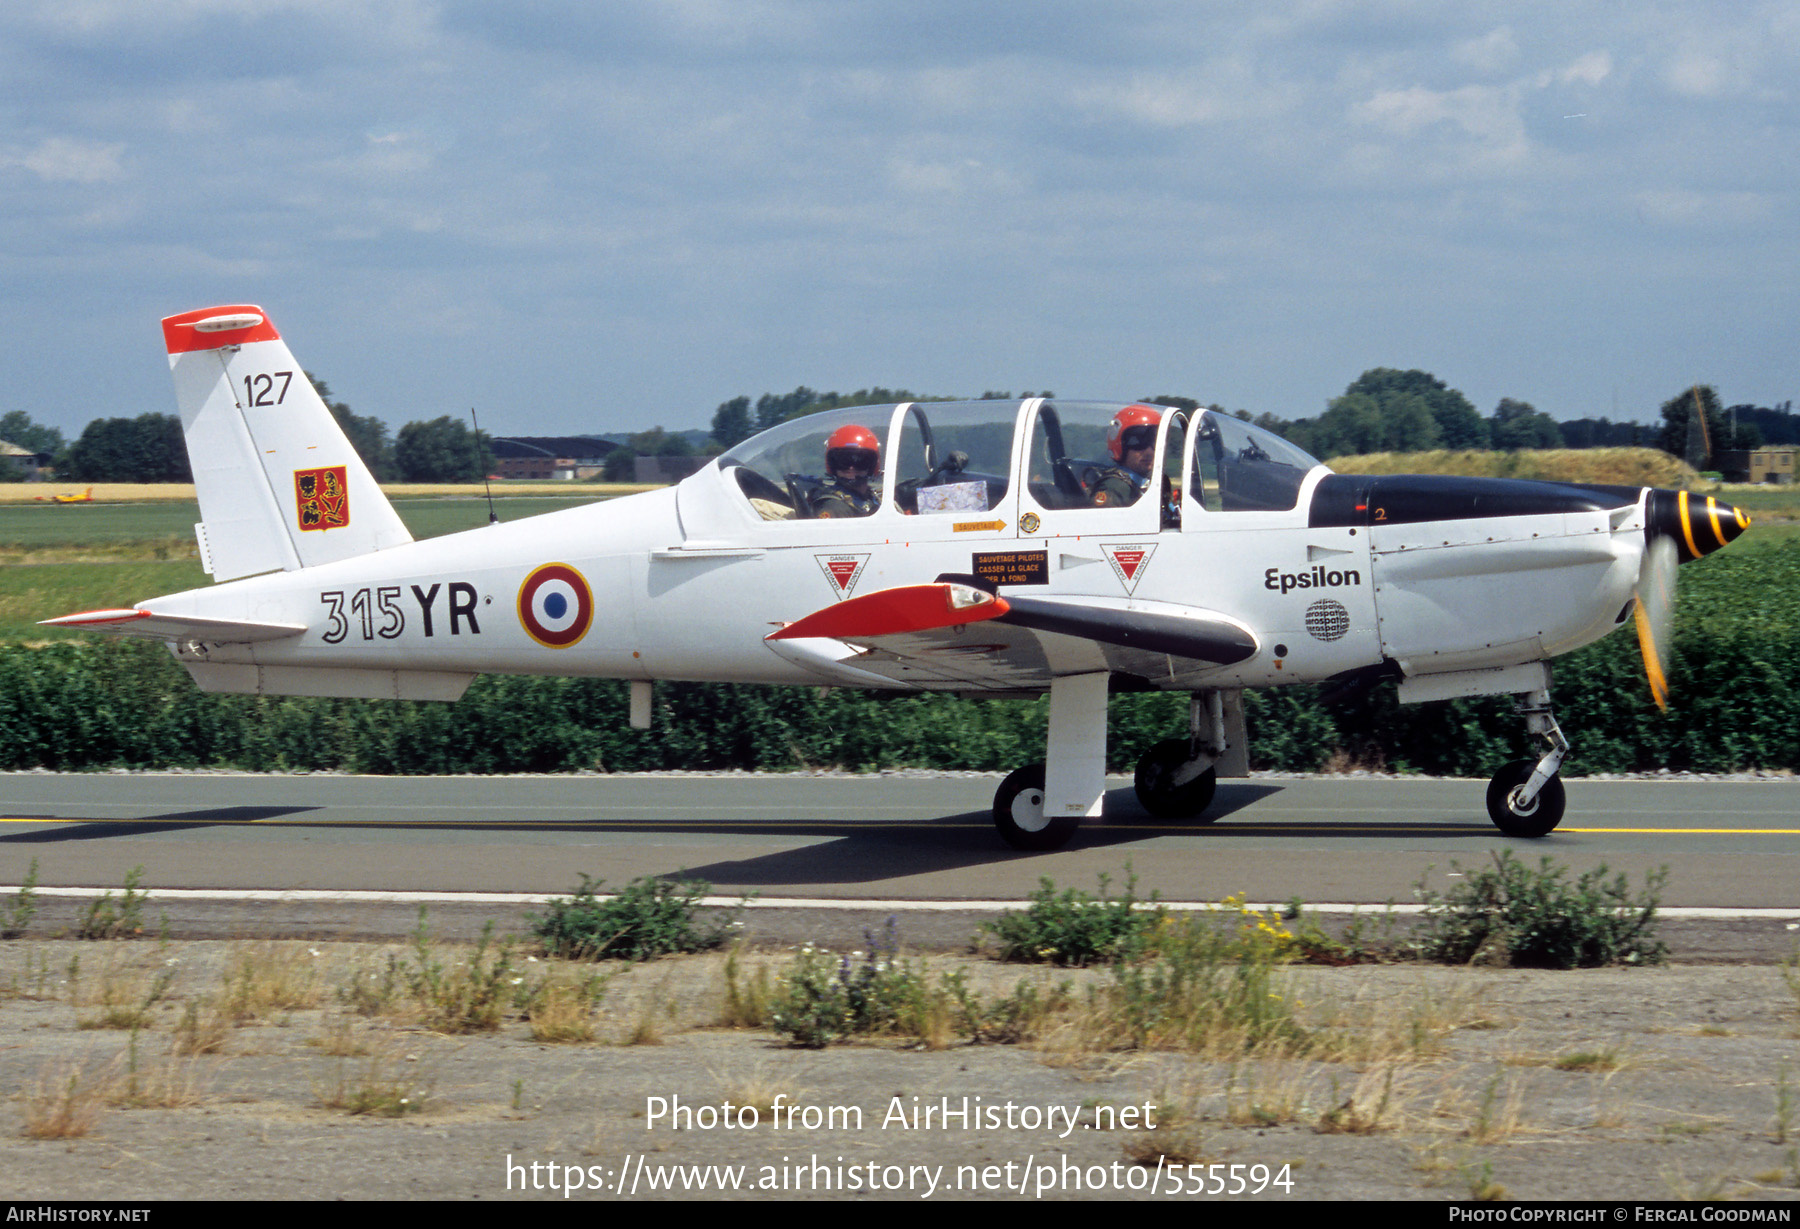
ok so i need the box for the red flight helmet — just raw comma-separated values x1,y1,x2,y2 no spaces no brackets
825,424,880,475
1106,404,1162,462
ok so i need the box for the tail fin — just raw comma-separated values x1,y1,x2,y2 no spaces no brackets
163,305,411,581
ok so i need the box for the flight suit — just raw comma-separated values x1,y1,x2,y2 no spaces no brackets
810,478,882,518
1088,466,1146,508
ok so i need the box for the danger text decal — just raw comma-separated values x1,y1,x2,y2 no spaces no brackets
1102,543,1156,595
816,553,871,600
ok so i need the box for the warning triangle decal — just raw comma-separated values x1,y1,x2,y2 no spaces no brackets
815,553,871,600
1102,543,1156,595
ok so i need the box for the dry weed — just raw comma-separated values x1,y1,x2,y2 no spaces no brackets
21,1059,110,1139
1458,1070,1528,1143
112,1054,211,1109
710,1064,805,1119
525,974,605,1044
172,997,230,1056
1222,1059,1321,1126
222,942,325,1023
1120,1128,1205,1166
715,949,774,1028
307,1013,371,1057
314,1045,431,1117
1316,1063,1418,1134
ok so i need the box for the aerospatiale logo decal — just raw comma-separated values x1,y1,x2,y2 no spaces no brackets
816,553,871,600
1102,543,1156,595
294,466,349,532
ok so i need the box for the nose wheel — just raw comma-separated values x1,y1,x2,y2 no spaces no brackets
1485,685,1569,838
1486,759,1566,837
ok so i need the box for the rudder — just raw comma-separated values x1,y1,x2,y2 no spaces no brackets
163,305,411,582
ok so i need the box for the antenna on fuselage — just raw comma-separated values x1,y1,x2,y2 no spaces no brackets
469,406,499,524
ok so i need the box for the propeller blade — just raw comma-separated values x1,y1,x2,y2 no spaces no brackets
1633,533,1677,710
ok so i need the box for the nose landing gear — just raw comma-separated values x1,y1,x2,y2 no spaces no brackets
1486,686,1568,838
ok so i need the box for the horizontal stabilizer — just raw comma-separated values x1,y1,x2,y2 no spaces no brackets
767,582,1008,642
40,608,305,644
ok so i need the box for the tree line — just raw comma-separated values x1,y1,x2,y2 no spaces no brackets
5,368,1796,484
0,375,493,483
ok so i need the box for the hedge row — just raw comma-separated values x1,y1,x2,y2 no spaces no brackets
1,623,1793,775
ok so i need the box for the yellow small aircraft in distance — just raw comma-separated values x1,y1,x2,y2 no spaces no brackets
34,487,93,504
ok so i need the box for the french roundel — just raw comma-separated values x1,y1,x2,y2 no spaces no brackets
517,563,593,648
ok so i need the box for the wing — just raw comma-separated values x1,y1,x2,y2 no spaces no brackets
765,582,1257,691
39,608,306,644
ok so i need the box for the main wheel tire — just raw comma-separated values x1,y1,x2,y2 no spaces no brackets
1485,759,1566,838
993,764,1078,851
1133,738,1220,820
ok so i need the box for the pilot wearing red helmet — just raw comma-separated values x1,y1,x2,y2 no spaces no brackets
1091,405,1160,507
811,424,882,518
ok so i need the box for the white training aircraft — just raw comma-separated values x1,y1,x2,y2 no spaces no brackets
48,306,1750,850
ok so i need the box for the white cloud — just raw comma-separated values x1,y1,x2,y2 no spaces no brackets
1451,27,1518,76
1353,83,1531,171
1665,54,1726,98
10,136,125,183
1560,50,1612,87
1634,188,1772,227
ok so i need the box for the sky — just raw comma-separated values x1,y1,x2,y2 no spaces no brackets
2,1,1796,442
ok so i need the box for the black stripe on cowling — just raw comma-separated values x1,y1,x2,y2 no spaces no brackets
1308,474,1638,528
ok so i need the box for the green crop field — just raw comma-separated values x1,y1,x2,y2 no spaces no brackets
0,495,605,554
0,495,608,638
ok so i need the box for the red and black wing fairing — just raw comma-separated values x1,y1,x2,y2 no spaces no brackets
996,596,1257,666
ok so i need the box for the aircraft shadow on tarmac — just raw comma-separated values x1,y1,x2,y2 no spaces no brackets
624,783,1505,888
0,786,1506,888
0,806,324,842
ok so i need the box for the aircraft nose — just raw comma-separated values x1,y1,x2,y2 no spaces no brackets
1646,488,1751,562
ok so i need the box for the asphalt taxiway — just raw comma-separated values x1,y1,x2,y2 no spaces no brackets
2,772,1793,906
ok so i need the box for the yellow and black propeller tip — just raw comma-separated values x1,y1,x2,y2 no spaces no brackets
1633,490,1750,709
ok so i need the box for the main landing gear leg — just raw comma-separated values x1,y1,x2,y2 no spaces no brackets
993,671,1108,851
1486,685,1568,838
1133,691,1222,820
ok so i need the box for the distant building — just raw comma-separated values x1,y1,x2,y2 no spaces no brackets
0,439,48,479
1717,448,1795,484
488,436,617,480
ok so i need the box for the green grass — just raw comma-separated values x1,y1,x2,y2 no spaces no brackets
0,496,609,639
1716,488,1800,522
0,561,209,639
0,495,607,552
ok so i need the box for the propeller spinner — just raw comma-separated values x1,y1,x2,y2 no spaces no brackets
1635,490,1750,709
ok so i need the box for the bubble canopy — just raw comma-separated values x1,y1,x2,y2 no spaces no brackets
713,399,1324,521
